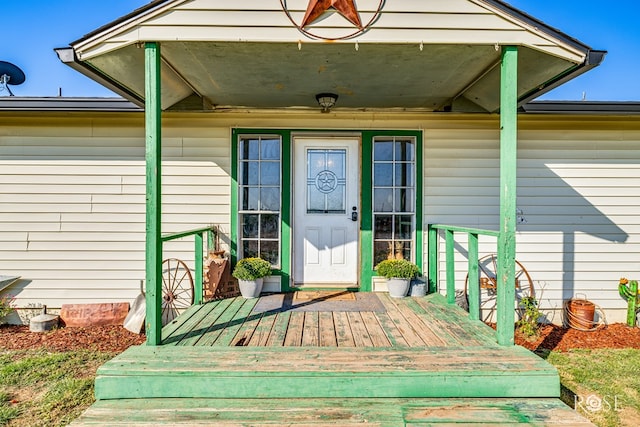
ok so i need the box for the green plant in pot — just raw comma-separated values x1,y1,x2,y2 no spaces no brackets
375,258,420,298
232,257,272,298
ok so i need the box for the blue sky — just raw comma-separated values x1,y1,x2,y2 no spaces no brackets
2,0,639,100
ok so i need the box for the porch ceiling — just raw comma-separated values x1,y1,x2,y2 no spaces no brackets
64,40,603,113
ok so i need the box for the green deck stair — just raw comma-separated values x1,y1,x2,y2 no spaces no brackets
93,345,559,400
71,398,593,426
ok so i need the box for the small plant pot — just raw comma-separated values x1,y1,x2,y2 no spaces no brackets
387,278,410,298
238,278,264,299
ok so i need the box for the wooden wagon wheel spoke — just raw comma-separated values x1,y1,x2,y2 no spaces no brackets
464,254,535,315
161,258,194,326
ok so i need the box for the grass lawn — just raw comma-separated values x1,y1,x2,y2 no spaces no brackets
1,347,639,426
0,350,114,427
543,348,640,427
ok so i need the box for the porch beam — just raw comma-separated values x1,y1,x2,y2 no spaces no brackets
496,46,518,346
145,42,163,346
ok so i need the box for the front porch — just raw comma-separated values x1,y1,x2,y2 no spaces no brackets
70,293,593,425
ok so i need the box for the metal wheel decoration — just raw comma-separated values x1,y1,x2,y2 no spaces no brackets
463,254,534,319
161,258,194,326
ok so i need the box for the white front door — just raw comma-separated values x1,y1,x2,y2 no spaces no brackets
293,137,360,287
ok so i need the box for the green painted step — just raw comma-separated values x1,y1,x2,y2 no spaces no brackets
70,398,594,426
94,345,559,400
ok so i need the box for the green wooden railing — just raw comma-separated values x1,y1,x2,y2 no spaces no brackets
161,225,217,306
427,224,499,321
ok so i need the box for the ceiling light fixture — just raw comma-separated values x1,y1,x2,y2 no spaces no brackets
315,93,338,113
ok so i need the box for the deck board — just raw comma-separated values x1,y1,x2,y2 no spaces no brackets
302,312,319,347
415,296,498,344
318,311,338,347
247,311,276,347
361,311,391,347
189,297,244,346
333,311,356,347
347,311,374,347
71,398,594,426
265,311,290,346
159,293,510,350
284,311,304,346
377,294,428,346
214,298,258,346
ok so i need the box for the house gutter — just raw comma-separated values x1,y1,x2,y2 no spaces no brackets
55,47,145,108
517,50,607,106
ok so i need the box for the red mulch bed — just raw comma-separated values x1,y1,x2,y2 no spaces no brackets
0,324,145,353
516,323,640,352
1,322,639,354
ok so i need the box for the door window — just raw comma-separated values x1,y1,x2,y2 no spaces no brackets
307,149,347,214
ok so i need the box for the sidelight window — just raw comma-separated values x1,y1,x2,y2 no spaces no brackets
372,136,416,265
238,135,281,266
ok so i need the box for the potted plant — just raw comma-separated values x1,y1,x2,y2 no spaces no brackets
375,258,420,298
232,257,272,298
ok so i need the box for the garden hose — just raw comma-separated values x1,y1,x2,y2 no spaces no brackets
563,299,607,332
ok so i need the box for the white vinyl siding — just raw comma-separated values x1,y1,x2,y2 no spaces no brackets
424,120,640,322
2,110,639,324
0,114,230,310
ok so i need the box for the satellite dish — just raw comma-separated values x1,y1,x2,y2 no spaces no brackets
0,61,26,96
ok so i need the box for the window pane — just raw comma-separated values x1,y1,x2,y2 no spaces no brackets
326,186,345,212
242,240,259,258
374,241,392,266
374,141,393,161
374,215,393,239
374,188,393,212
241,138,260,160
395,139,415,161
260,161,280,186
242,214,259,238
393,241,411,261
374,163,393,186
395,163,414,187
260,187,281,211
260,240,279,265
326,151,345,176
261,138,280,160
308,151,326,177
395,188,414,212
308,186,325,212
395,215,413,239
260,214,279,239
242,187,259,211
241,161,259,186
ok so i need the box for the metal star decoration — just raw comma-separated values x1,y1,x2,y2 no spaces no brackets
301,0,363,29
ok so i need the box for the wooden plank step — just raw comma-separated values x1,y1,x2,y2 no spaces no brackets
70,398,594,426
94,345,559,400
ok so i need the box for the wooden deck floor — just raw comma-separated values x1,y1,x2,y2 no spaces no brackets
71,293,594,425
160,292,497,348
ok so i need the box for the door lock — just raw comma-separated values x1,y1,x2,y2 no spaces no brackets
351,206,358,221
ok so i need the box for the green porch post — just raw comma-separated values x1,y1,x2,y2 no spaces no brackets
144,42,163,345
496,46,518,346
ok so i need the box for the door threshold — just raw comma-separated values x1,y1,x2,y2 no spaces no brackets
292,284,360,292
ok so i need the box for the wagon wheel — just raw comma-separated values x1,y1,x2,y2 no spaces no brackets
161,258,194,326
463,254,534,313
